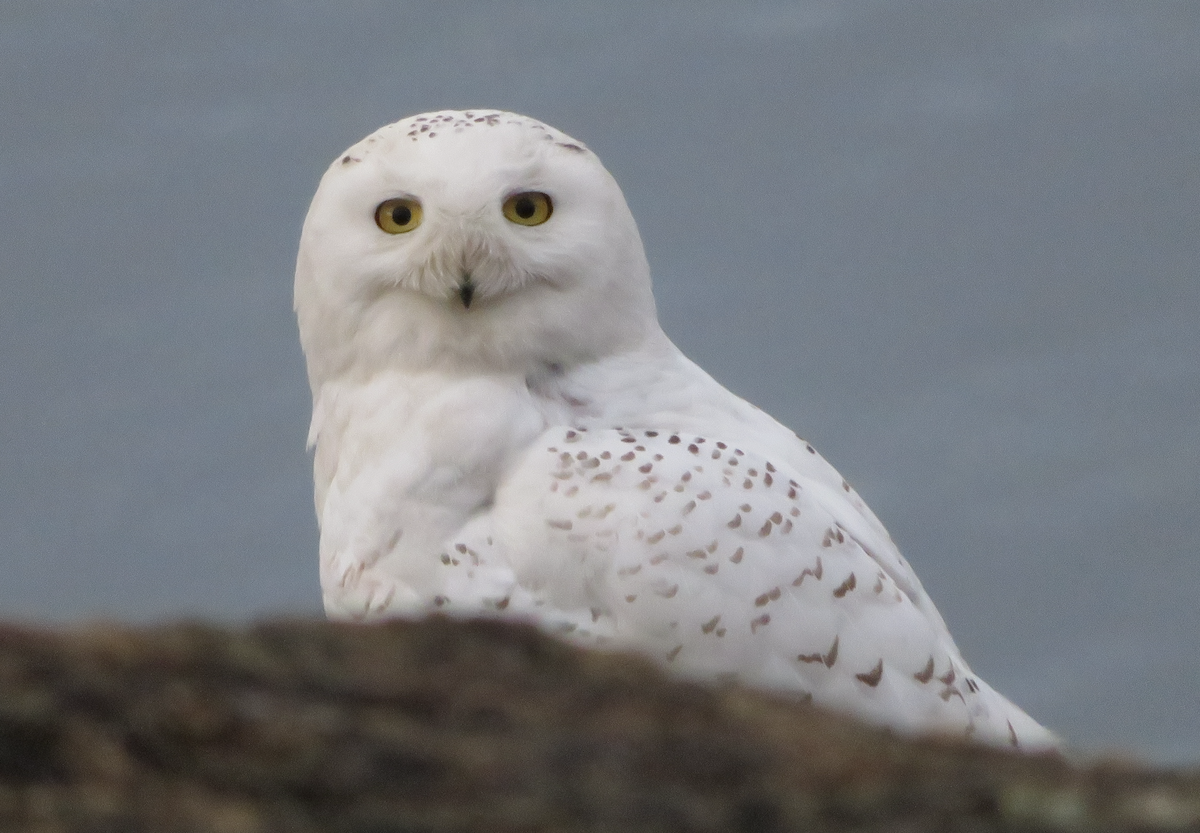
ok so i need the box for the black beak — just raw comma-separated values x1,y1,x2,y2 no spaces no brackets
458,277,475,309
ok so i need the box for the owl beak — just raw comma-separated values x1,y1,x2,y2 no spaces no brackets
458,275,475,309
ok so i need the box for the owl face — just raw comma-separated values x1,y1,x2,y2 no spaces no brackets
295,111,658,387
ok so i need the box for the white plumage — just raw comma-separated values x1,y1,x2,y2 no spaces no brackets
295,109,1056,750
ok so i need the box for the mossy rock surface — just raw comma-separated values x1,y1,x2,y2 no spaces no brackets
0,617,1195,832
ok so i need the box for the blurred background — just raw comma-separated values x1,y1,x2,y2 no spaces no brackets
2,2,1197,762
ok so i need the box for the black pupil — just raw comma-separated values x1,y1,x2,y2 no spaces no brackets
391,204,412,226
515,196,536,219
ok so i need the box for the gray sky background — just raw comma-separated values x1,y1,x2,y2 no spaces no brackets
2,2,1197,763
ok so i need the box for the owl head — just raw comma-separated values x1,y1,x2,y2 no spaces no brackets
294,110,659,390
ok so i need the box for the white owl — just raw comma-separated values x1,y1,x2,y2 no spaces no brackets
295,110,1056,750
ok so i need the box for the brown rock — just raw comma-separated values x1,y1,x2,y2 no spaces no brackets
0,617,1196,832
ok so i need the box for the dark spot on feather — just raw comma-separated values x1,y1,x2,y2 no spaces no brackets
914,657,935,683
797,635,838,667
791,557,823,585
856,660,884,687
832,573,857,598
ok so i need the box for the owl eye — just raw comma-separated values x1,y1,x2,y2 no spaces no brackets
374,198,423,234
502,192,553,226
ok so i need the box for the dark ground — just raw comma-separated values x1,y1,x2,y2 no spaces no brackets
1,616,1196,832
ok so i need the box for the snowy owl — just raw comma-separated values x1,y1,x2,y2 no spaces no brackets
295,109,1055,750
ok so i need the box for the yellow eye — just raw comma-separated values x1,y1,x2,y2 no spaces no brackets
374,198,422,234
502,191,553,226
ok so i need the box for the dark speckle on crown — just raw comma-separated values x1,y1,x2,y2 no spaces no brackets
390,110,591,152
